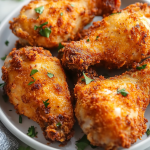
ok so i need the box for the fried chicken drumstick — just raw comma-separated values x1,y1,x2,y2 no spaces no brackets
74,59,150,150
2,47,74,142
9,0,120,49
61,3,150,71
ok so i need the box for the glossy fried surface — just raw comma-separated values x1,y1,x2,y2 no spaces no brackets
9,0,120,49
61,3,150,71
2,47,74,142
75,59,150,149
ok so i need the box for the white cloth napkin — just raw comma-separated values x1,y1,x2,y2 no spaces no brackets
0,121,19,150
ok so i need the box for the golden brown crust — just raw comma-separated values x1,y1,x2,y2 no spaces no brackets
61,3,150,71
9,0,97,48
2,46,75,142
74,59,150,149
96,0,121,16
9,0,120,48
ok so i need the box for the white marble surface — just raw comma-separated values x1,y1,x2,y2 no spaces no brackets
0,0,150,150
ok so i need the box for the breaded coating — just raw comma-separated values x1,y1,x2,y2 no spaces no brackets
61,3,150,71
74,59,150,149
96,0,121,15
9,0,120,49
2,47,75,142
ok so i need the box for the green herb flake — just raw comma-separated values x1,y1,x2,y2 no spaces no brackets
19,115,22,123
9,110,12,111
30,69,38,76
2,94,8,102
111,12,121,15
27,126,38,138
5,41,9,46
71,4,74,7
136,64,147,70
39,27,51,38
58,43,64,52
28,77,36,85
60,12,63,16
34,6,44,14
34,22,48,30
117,88,128,97
87,22,91,26
1,55,7,61
76,134,97,150
86,39,90,42
0,83,5,87
81,78,85,82
43,99,49,108
18,146,30,150
83,72,94,85
34,26,38,30
146,129,150,136
47,72,54,78
96,36,99,40
56,122,62,127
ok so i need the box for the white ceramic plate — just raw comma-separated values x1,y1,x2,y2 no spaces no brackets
1,0,150,150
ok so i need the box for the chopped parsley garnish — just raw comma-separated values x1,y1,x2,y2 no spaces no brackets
82,72,94,85
18,146,30,150
34,6,44,14
86,39,89,42
96,36,99,40
47,72,54,78
34,22,48,30
71,4,74,7
34,22,51,38
1,55,7,61
111,12,121,15
30,69,38,76
27,126,38,138
117,88,128,97
0,83,5,87
60,12,63,16
146,129,150,136
28,77,36,85
58,43,64,51
2,94,8,102
81,78,85,82
136,64,147,70
87,22,91,25
39,27,51,38
5,41,9,46
56,122,62,127
43,99,49,108
76,135,97,150
19,115,22,123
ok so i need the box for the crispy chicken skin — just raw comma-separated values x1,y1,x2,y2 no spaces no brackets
2,47,74,142
61,3,150,71
96,0,121,15
9,0,120,49
74,59,150,149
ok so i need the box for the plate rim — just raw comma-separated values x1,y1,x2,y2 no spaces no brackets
1,1,150,150
0,109,61,150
